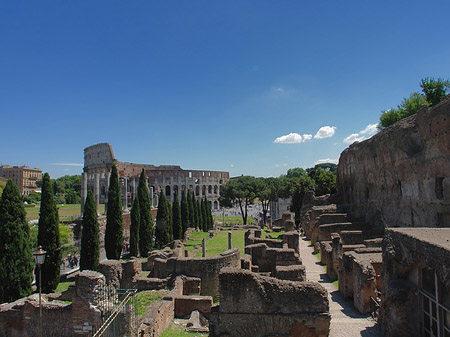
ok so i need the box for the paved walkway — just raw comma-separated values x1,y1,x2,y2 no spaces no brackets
299,237,383,337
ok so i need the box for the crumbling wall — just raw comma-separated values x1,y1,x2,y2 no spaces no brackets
337,97,450,228
210,268,330,337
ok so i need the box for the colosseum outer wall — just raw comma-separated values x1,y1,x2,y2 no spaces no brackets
337,96,450,228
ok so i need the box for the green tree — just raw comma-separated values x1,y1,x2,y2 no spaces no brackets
196,198,203,230
192,194,199,228
289,175,316,223
313,167,337,196
168,201,173,241
105,164,124,260
420,77,450,106
187,192,195,228
180,190,189,235
220,176,257,225
80,191,99,271
129,195,140,257
37,173,61,293
137,169,153,257
155,192,170,248
206,197,214,230
201,198,208,232
0,180,34,303
286,168,307,178
172,191,182,240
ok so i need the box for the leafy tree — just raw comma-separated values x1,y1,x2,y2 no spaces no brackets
155,192,170,247
167,200,173,241
0,180,34,303
379,108,401,129
180,190,189,235
130,195,140,257
255,177,281,224
37,173,61,293
137,169,153,256
313,163,338,173
105,164,124,260
201,198,208,232
206,197,214,230
420,77,450,106
289,175,316,223
172,191,182,240
313,168,337,196
187,192,195,228
192,194,199,228
80,191,99,271
220,176,257,225
286,168,307,178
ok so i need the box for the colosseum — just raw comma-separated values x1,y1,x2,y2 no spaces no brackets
80,143,229,214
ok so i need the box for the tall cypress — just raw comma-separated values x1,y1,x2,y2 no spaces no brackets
105,164,124,260
168,201,173,241
37,173,61,293
205,198,213,230
137,169,153,257
172,191,182,240
201,198,208,232
130,195,140,257
80,191,99,271
196,198,202,230
155,192,170,248
0,180,33,303
187,192,195,228
180,190,189,236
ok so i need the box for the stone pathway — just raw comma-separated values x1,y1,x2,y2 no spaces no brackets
299,237,383,337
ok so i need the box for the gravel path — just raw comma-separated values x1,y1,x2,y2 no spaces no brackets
299,237,383,337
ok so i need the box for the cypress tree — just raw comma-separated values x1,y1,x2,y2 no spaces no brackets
0,180,33,303
187,192,195,228
155,192,170,247
168,200,173,241
172,191,182,240
105,164,124,260
196,198,203,230
206,198,214,230
201,198,208,232
130,195,140,257
80,191,99,271
180,190,189,236
137,169,153,257
37,173,61,293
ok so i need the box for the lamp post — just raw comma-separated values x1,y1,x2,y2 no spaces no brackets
33,246,47,337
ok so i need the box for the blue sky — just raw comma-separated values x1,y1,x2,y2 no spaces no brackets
1,1,449,178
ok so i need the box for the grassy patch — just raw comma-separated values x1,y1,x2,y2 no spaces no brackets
184,245,197,252
26,204,106,220
332,280,339,288
195,230,245,257
315,252,321,261
134,290,168,317
213,216,255,225
55,281,72,293
262,228,285,240
160,326,208,337
188,231,210,240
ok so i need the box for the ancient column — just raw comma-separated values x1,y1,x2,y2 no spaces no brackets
81,172,87,216
94,172,100,214
228,231,232,250
132,177,136,201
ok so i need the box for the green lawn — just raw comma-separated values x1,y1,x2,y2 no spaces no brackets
134,290,168,317
188,231,210,240
262,227,285,239
55,281,72,294
161,325,208,337
213,216,255,225
195,230,245,257
26,203,106,220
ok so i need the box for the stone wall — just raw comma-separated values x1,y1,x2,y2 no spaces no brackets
209,268,330,337
152,248,241,300
337,97,450,228
380,228,450,337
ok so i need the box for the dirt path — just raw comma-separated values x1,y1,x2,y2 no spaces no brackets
299,237,383,337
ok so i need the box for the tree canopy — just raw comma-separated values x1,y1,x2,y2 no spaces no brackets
137,169,153,256
105,164,124,260
80,191,100,271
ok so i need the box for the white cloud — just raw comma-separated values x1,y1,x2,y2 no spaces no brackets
360,123,378,136
314,126,336,139
343,123,379,144
283,163,287,166
302,134,312,141
343,133,365,144
273,133,303,144
230,164,235,168
50,163,83,166
274,164,281,167
314,158,339,165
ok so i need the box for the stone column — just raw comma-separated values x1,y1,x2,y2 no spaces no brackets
81,172,87,216
132,177,137,201
202,238,206,257
94,172,100,214
228,231,232,250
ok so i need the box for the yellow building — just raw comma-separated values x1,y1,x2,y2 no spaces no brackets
0,165,42,195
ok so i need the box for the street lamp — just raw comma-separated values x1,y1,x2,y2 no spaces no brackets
33,246,46,337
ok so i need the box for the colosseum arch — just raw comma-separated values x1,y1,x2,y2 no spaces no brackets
214,185,218,194
165,185,171,196
202,185,206,195
214,200,218,210
196,185,200,196
208,185,212,194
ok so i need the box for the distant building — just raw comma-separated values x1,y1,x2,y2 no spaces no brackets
0,165,42,195
81,143,230,214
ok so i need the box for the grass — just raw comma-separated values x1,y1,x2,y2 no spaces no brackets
26,203,106,220
332,280,339,288
55,281,72,294
188,232,210,240
314,253,327,271
195,230,245,257
213,216,255,225
262,227,285,240
134,290,168,317
160,325,208,337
